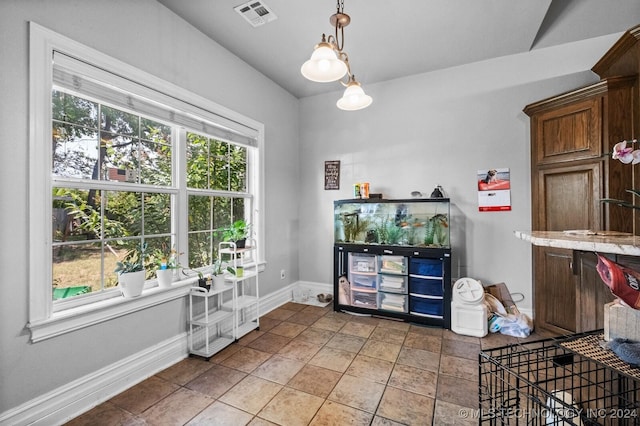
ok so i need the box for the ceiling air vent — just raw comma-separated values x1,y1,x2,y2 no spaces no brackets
234,1,277,28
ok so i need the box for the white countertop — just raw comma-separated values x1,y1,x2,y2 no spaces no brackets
514,230,640,256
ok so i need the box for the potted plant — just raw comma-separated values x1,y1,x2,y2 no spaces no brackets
219,219,251,248
211,258,226,288
114,243,148,298
152,245,182,289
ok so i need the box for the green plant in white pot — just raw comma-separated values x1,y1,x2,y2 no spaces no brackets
152,246,182,289
218,219,251,248
114,244,148,298
211,259,227,288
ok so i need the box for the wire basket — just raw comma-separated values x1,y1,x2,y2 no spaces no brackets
479,331,640,425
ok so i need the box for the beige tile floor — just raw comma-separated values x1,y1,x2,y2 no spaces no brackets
66,302,556,425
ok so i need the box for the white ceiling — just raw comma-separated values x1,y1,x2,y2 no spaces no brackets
156,0,640,99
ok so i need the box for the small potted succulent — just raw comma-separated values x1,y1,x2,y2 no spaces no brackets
152,245,182,289
114,243,148,298
211,259,226,288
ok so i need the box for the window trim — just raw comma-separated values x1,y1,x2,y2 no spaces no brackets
28,22,265,342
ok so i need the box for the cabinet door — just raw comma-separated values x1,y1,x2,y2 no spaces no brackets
534,162,602,231
575,251,615,332
533,97,602,165
533,246,576,333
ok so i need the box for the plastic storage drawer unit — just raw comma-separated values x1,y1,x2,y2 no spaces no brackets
410,295,443,317
378,274,408,293
409,277,443,297
350,253,377,273
378,292,408,313
410,258,442,277
350,273,377,289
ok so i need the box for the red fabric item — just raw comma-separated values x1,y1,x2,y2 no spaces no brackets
596,254,640,309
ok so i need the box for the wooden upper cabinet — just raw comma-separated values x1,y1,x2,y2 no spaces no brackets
532,97,602,165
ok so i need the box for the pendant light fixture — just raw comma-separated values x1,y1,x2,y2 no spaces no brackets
300,0,372,111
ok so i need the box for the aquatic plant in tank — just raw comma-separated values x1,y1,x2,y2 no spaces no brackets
333,199,450,248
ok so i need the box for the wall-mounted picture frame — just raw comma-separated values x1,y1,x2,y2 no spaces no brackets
325,160,340,190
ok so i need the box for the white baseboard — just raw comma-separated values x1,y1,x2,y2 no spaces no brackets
1,281,336,425
259,280,333,315
0,333,188,426
1,282,335,426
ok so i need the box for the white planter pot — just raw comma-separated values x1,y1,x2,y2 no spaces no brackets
118,269,146,298
212,275,226,289
156,268,175,289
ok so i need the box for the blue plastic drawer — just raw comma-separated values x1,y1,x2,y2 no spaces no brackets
409,296,443,317
409,277,443,297
349,273,377,289
377,274,408,293
410,258,442,277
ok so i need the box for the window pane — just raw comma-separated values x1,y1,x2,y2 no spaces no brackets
52,188,106,241
105,190,142,237
52,90,98,128
229,144,247,192
187,133,208,189
189,195,211,232
188,231,214,269
101,105,138,136
102,133,139,183
140,119,172,186
144,193,171,235
53,123,100,179
213,196,232,230
52,242,119,301
210,139,228,191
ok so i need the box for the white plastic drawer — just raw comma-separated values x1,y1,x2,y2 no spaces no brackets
349,253,377,273
377,274,408,294
378,255,408,275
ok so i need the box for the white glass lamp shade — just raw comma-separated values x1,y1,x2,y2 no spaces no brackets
337,81,372,111
301,42,348,82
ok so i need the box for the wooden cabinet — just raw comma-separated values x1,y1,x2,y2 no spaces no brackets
525,76,636,334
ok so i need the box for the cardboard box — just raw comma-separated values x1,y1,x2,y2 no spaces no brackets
484,282,519,315
604,301,640,341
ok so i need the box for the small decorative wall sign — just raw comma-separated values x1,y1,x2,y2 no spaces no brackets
477,167,511,211
325,160,340,190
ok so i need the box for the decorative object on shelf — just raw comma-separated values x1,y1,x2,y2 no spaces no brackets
226,265,244,278
601,139,640,210
300,0,372,111
430,185,444,198
218,219,251,248
114,243,148,298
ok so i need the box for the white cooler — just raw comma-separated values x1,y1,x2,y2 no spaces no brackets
451,277,488,337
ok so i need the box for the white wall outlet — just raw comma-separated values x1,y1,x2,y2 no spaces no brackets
280,269,285,279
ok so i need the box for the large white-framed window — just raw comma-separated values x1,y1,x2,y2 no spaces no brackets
28,23,264,342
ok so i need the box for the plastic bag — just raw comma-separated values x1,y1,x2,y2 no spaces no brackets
484,293,533,337
495,313,534,338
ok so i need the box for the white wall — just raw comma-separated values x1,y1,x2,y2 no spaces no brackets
0,0,299,415
0,0,628,419
298,34,621,315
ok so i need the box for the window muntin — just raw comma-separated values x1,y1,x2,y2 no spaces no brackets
51,185,174,302
30,23,263,340
186,131,249,269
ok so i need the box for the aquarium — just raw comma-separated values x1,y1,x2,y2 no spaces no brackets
334,198,450,248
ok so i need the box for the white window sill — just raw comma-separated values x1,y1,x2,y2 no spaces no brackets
27,278,197,343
